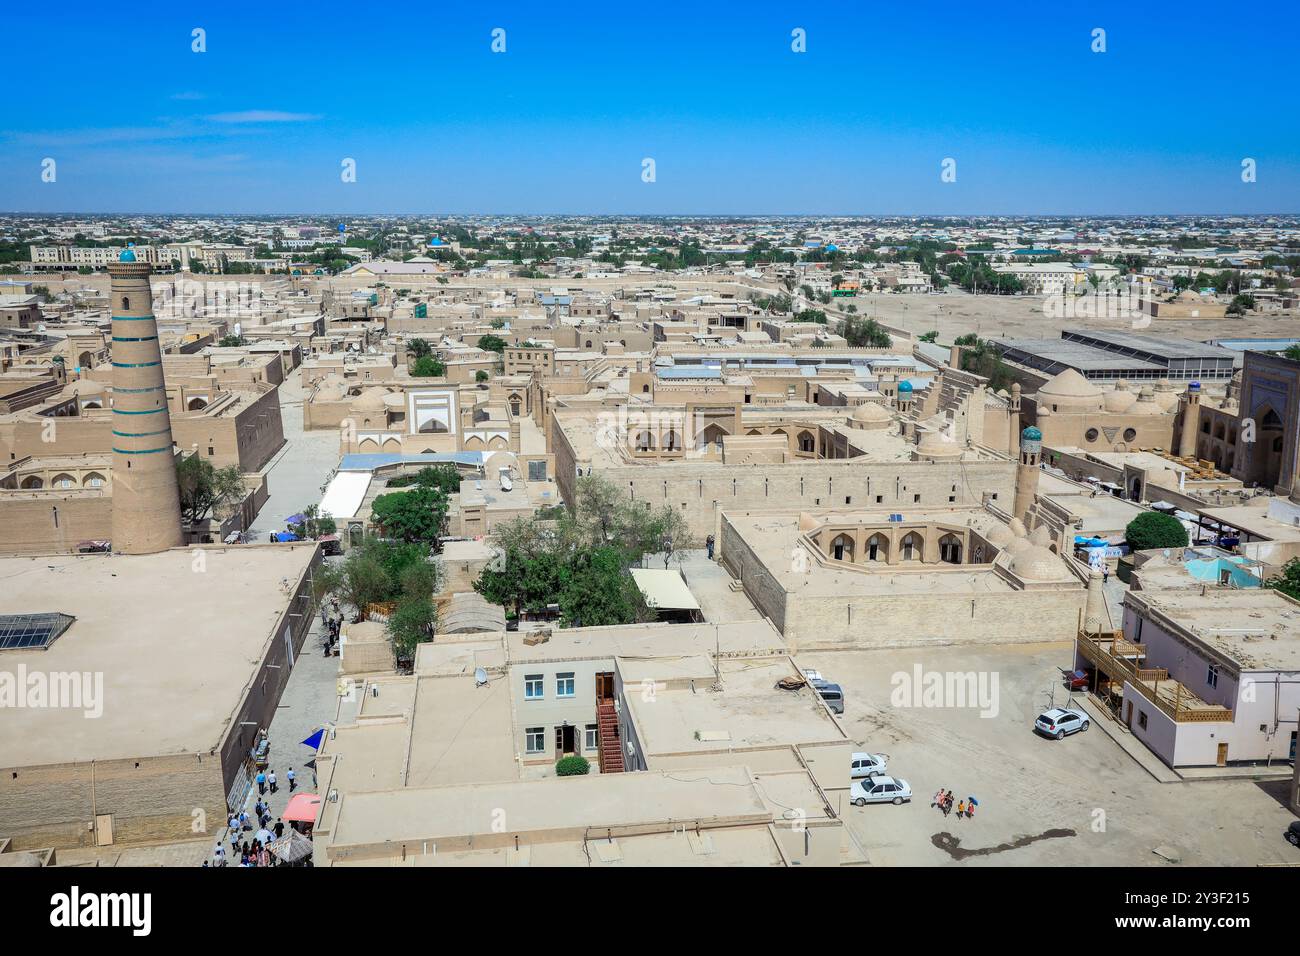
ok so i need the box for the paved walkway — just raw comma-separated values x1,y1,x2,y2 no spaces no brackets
672,549,764,624
247,368,341,540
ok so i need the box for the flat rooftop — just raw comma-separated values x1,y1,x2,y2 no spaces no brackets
323,766,773,852
0,545,318,767
623,657,847,758
1131,588,1300,672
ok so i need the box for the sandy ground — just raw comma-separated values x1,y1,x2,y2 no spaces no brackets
841,290,1300,344
797,642,1299,867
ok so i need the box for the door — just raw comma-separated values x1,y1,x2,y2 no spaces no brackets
595,672,615,703
1124,701,1133,726
1216,742,1228,767
94,814,114,847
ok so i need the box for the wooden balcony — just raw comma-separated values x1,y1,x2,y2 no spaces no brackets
1077,630,1233,724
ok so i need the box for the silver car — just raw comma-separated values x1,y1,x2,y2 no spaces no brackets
1035,707,1089,740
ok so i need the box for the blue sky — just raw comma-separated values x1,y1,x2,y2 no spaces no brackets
2,0,1297,215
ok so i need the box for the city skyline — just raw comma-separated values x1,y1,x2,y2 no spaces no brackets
3,0,1298,216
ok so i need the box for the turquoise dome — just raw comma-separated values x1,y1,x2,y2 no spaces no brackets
119,245,137,262
897,380,913,393
1022,425,1042,441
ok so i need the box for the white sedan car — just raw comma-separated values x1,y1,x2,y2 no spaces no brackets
850,752,888,779
850,776,912,806
1034,707,1090,740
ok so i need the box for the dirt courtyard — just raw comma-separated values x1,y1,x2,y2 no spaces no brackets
798,642,1299,867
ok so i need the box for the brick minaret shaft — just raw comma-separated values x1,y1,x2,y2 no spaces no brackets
108,251,184,554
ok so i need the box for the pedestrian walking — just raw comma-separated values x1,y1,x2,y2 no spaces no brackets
706,534,716,559
1102,565,1109,584
287,767,296,792
275,819,285,839
957,799,966,818
256,769,267,795
268,769,278,794
213,843,225,866
238,809,249,831
931,789,944,809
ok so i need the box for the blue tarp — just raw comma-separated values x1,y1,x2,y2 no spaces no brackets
301,729,324,750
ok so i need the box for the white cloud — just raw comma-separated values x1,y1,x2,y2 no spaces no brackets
205,110,322,123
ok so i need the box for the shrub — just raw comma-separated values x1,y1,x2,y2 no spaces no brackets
1124,511,1188,552
556,755,590,776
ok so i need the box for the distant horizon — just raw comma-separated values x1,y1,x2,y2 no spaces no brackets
5,211,1300,222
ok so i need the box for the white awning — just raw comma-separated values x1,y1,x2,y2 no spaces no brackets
319,471,373,521
630,568,701,612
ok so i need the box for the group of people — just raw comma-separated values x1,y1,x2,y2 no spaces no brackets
321,600,343,656
255,766,297,796
209,812,289,868
931,789,979,819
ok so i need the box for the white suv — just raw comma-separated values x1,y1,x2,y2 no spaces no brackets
1035,707,1089,740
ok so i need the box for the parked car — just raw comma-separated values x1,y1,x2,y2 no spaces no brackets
851,776,912,806
1286,821,1300,848
850,752,888,778
1062,668,1090,691
1035,707,1090,739
810,679,844,714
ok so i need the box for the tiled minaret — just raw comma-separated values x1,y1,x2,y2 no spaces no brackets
109,247,184,554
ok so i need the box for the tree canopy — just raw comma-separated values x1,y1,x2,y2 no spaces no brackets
1124,511,1189,552
176,456,244,526
370,485,449,545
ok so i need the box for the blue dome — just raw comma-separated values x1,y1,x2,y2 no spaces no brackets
1188,381,1201,390
897,380,913,393
1022,425,1042,441
119,245,137,262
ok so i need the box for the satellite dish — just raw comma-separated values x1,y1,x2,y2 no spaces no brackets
474,667,488,687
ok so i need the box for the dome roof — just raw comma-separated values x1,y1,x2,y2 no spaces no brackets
118,245,137,262
1022,425,1042,441
984,523,1015,548
897,380,913,394
1037,368,1102,402
1011,544,1062,581
1104,388,1137,412
1129,387,1162,416
63,378,106,398
850,402,891,428
352,388,388,412
916,431,962,459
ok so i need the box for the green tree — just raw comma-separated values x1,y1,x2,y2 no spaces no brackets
407,338,432,359
1283,344,1300,362
387,596,437,662
217,334,247,347
919,331,939,343
1124,512,1189,552
410,355,446,377
476,369,490,383
1264,558,1300,602
370,485,448,545
560,546,650,628
289,504,336,539
476,334,507,354
175,456,244,525
312,546,392,622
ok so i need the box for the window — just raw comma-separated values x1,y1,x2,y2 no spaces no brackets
1085,428,1099,442
525,727,545,754
556,672,575,698
1138,710,1148,730
524,674,543,700
1206,664,1219,689
585,724,599,751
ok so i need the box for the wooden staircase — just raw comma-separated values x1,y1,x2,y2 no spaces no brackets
596,700,624,773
